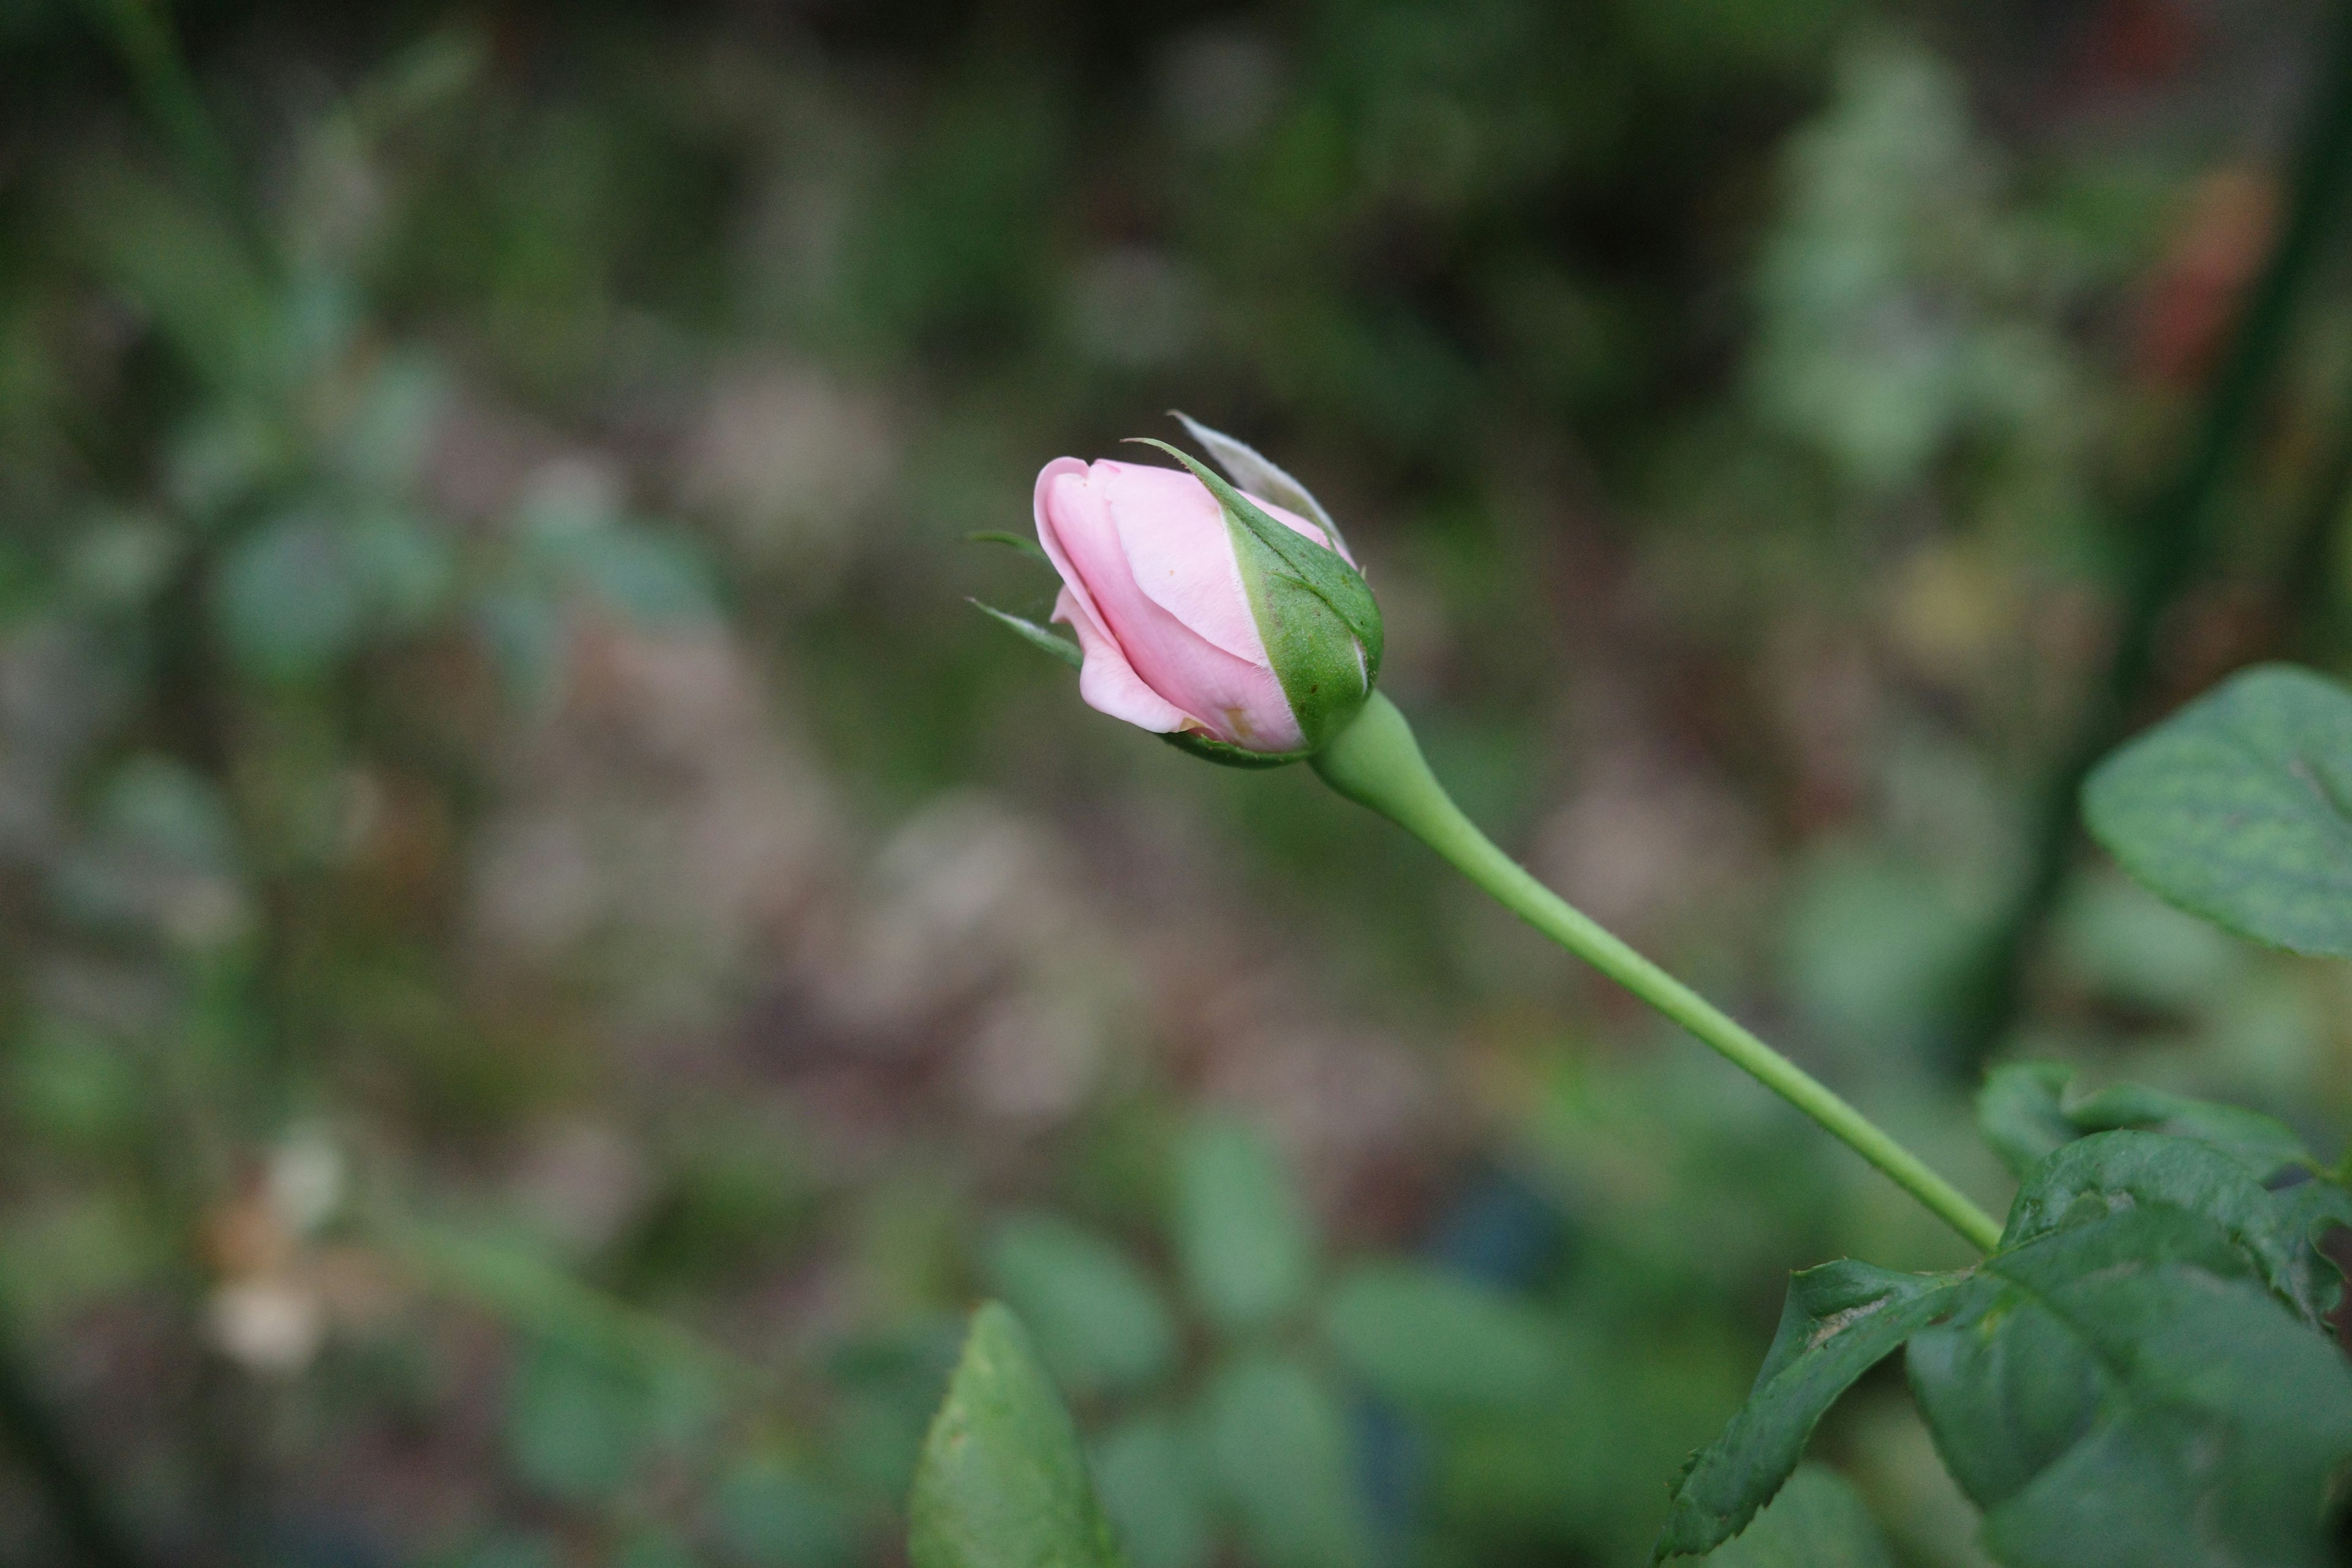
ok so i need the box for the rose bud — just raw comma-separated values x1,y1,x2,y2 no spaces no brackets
1005,418,1381,767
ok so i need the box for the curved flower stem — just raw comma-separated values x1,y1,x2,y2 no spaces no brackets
1313,695,2005,1254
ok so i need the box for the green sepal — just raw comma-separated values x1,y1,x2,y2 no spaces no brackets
1160,731,1311,770
1128,439,1382,753
971,599,1082,668
967,530,1053,567
1170,412,1350,558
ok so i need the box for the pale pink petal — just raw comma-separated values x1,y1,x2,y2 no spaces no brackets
1052,587,1191,734
1038,462,1303,752
1033,457,1104,631
1096,459,1345,668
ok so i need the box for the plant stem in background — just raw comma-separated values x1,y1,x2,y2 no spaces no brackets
0,1310,142,1568
1953,0,2352,1076
2282,379,2352,658
81,0,271,268
1313,695,2006,1254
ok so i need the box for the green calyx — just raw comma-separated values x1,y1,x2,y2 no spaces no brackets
1161,730,1314,769
1128,436,1384,755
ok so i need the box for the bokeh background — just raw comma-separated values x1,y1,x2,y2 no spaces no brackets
5,1,2352,1564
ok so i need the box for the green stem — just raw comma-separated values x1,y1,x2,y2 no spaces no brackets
1313,695,2005,1254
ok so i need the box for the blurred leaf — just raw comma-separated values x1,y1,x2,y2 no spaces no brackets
1092,1412,1214,1568
348,509,457,629
212,514,369,682
504,1336,652,1500
1700,1464,1895,1568
1319,1261,1562,1413
982,1212,1177,1395
614,1528,703,1568
711,1455,856,1568
443,1533,560,1568
5,1018,143,1149
2083,664,2352,957
475,589,564,709
546,520,719,627
1172,1117,1316,1334
908,1302,1125,1568
1974,1063,2076,1180
1200,1352,1368,1568
1781,850,1980,1059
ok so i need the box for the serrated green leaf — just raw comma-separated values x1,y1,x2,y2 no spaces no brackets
1092,1413,1213,1568
1201,1353,1368,1568
982,1212,1176,1396
2003,1131,2330,1324
1916,1204,2352,1568
1700,1464,1896,1568
1170,412,1349,557
1319,1261,1563,1413
1657,1262,1961,1559
908,1303,1125,1568
1172,1117,1316,1334
972,600,1084,668
2082,663,2352,956
1665,1131,2352,1568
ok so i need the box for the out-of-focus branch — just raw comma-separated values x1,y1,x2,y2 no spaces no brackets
1951,1,2352,1078
2282,383,2352,657
80,0,272,269
0,1311,143,1568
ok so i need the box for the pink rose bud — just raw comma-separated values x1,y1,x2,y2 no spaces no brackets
1026,422,1382,764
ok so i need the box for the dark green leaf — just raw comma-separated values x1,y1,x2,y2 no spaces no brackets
2003,1131,2331,1324
1657,1262,1960,1559
982,1212,1177,1396
971,600,1083,668
908,1303,1125,1568
2082,663,2352,956
1666,1132,2352,1568
1200,1353,1368,1568
1917,1204,2352,1568
1319,1261,1564,1413
1171,1117,1316,1333
1699,1464,1896,1568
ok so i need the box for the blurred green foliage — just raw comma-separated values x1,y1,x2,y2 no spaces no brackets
1,0,2350,1565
